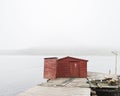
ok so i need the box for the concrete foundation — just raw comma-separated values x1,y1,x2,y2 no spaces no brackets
17,78,90,96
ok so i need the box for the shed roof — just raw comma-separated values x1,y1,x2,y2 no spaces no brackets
44,57,58,59
58,56,88,62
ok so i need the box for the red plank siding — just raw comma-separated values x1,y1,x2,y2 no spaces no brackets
44,58,57,79
44,56,88,79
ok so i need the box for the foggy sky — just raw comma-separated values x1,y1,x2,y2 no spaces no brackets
0,0,120,55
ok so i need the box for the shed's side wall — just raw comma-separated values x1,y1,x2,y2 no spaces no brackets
44,58,57,79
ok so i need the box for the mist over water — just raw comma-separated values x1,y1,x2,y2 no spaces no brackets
0,55,45,96
0,55,120,96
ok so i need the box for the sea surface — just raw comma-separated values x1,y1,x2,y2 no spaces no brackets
0,55,120,96
0,55,46,96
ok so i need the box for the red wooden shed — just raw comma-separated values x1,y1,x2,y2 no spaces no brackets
44,56,88,79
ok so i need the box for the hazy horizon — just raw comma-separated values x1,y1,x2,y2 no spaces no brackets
0,0,120,54
0,47,120,56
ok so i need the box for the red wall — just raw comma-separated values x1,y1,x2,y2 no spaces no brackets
79,61,87,78
56,58,70,77
56,57,87,78
44,57,88,79
44,58,57,79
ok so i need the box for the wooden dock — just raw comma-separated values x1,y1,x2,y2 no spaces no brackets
17,78,90,96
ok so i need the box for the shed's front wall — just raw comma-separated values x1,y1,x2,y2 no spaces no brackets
79,61,87,78
56,57,87,78
57,58,70,77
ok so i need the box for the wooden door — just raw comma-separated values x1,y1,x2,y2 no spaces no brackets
70,61,79,77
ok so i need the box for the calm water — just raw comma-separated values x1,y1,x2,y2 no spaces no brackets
0,55,46,96
0,55,120,96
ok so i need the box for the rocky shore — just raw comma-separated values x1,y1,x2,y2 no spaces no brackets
17,72,117,96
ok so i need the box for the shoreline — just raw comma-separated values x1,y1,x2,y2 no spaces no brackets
17,78,90,96
17,72,117,96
